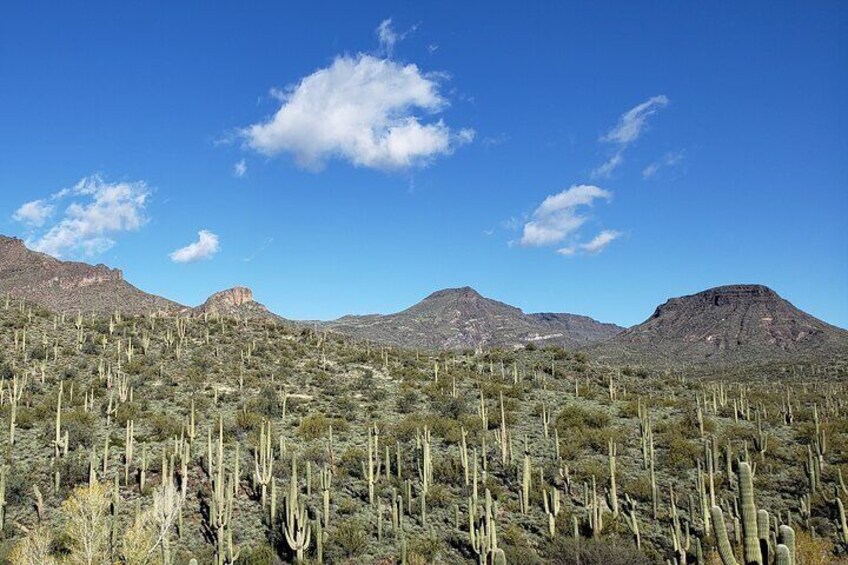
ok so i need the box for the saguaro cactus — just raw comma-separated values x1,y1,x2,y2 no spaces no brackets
711,505,738,565
283,458,312,561
739,462,763,565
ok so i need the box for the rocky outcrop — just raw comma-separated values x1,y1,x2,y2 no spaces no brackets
0,235,180,315
192,286,279,320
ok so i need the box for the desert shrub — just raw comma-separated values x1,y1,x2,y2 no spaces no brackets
542,536,650,565
793,529,845,565
408,530,443,563
661,434,700,471
251,385,286,418
556,405,611,433
433,396,467,420
336,396,358,420
62,409,98,448
339,447,366,478
236,543,278,565
235,410,264,435
501,523,543,565
148,413,182,441
298,414,331,440
114,402,141,427
331,518,367,558
396,390,418,414
29,344,48,360
622,474,655,503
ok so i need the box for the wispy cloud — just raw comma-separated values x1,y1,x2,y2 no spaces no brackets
481,133,509,148
234,159,247,178
517,184,613,247
13,175,149,258
169,230,220,263
592,95,669,178
243,236,274,262
558,229,622,256
643,150,685,178
591,152,624,179
601,95,669,145
241,22,472,172
376,19,416,57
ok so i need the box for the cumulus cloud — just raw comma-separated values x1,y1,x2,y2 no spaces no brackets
234,159,247,177
242,54,472,171
13,199,54,227
592,95,669,177
601,95,669,145
559,229,622,256
15,175,149,258
518,185,613,247
169,230,220,263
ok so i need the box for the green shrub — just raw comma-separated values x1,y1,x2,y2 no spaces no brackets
331,518,367,558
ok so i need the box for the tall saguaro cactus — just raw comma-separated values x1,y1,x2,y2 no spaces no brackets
739,462,763,565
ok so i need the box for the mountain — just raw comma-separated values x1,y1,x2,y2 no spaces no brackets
0,235,180,315
592,284,848,366
322,286,623,351
191,287,280,320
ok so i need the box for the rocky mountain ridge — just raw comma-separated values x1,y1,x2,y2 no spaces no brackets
0,235,180,315
322,286,623,351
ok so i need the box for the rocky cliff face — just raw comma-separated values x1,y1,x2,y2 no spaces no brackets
192,286,279,320
323,286,623,351
592,284,848,366
0,235,180,315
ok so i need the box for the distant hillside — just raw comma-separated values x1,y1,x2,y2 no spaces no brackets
591,284,848,367
0,235,181,315
323,286,623,351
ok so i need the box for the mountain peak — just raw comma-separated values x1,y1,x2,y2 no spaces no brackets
597,283,848,366
326,286,622,350
423,286,483,301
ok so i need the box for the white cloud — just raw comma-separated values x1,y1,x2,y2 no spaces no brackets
592,95,669,177
641,162,660,178
234,159,247,177
13,199,54,227
519,185,612,247
21,175,149,258
562,229,623,256
242,54,472,171
376,18,417,57
601,95,669,145
591,151,624,179
169,230,220,263
642,150,685,178
377,19,398,56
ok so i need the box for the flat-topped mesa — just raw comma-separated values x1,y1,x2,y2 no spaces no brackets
652,284,780,318
594,283,848,366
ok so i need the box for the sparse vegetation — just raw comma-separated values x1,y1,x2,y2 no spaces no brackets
0,295,845,565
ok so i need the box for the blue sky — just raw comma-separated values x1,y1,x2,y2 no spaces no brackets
1,1,846,327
